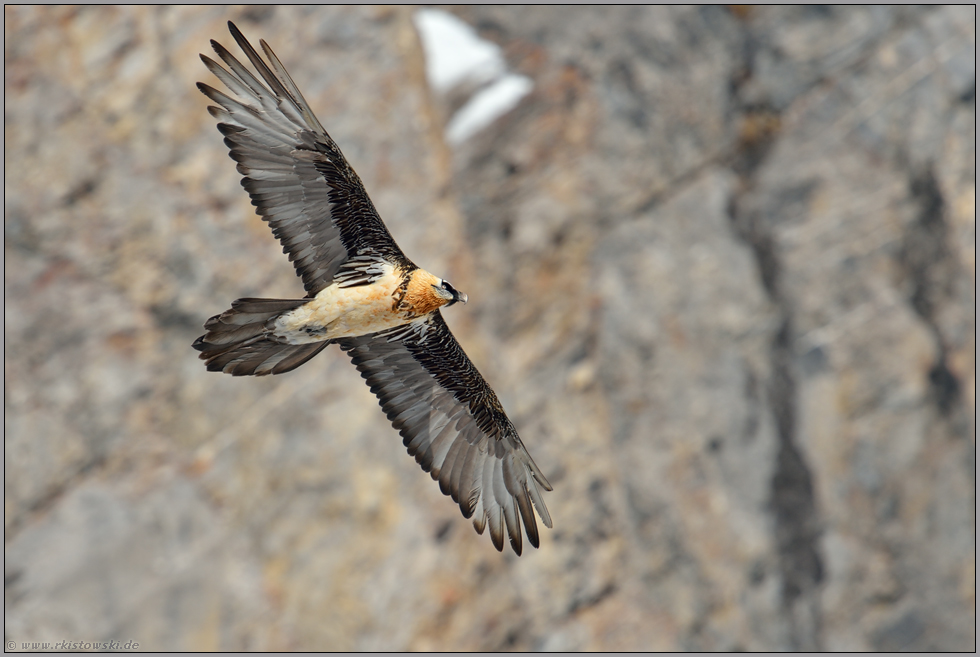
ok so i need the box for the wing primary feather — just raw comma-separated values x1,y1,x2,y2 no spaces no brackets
200,53,260,102
209,39,268,99
516,486,539,549
392,402,431,433
227,21,293,103
508,497,523,556
449,434,477,504
495,458,522,554
259,38,327,134
527,477,553,529
474,449,496,533
456,443,482,518
488,507,505,552
201,20,413,296
418,413,458,475
472,511,487,535
207,39,266,102
503,457,539,549
438,437,466,498
521,445,554,492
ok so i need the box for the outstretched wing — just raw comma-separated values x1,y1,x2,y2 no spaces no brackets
338,313,553,555
199,21,410,296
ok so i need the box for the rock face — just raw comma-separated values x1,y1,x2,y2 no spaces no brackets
4,6,974,651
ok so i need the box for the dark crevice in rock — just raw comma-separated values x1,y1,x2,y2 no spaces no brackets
606,58,649,129
567,581,617,614
927,360,960,416
769,320,824,605
62,177,100,207
728,194,781,298
902,169,947,318
237,6,274,25
730,193,825,645
897,166,962,416
726,22,825,648
959,80,975,104
433,519,454,543
632,154,728,217
872,609,929,651
150,303,202,332
5,454,107,536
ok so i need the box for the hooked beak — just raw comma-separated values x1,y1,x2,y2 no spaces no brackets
438,280,467,307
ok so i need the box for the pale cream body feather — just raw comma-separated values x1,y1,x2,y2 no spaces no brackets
272,264,446,344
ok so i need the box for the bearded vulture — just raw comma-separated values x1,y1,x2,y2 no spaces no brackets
192,21,552,555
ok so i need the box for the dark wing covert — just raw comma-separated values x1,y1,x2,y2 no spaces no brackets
199,21,409,296
338,312,553,555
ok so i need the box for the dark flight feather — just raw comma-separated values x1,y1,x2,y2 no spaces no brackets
200,21,411,296
339,313,552,555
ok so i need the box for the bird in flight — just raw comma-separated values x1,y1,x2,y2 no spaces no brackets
193,22,552,554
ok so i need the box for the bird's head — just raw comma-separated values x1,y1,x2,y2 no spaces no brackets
405,269,467,315
433,279,468,307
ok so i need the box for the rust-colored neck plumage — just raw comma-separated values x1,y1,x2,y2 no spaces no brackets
402,269,447,317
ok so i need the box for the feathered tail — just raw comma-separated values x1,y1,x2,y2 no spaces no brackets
193,298,328,376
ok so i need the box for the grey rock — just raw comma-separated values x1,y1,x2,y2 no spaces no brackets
4,5,974,651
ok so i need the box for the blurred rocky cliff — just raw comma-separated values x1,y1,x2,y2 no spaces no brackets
4,5,975,651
